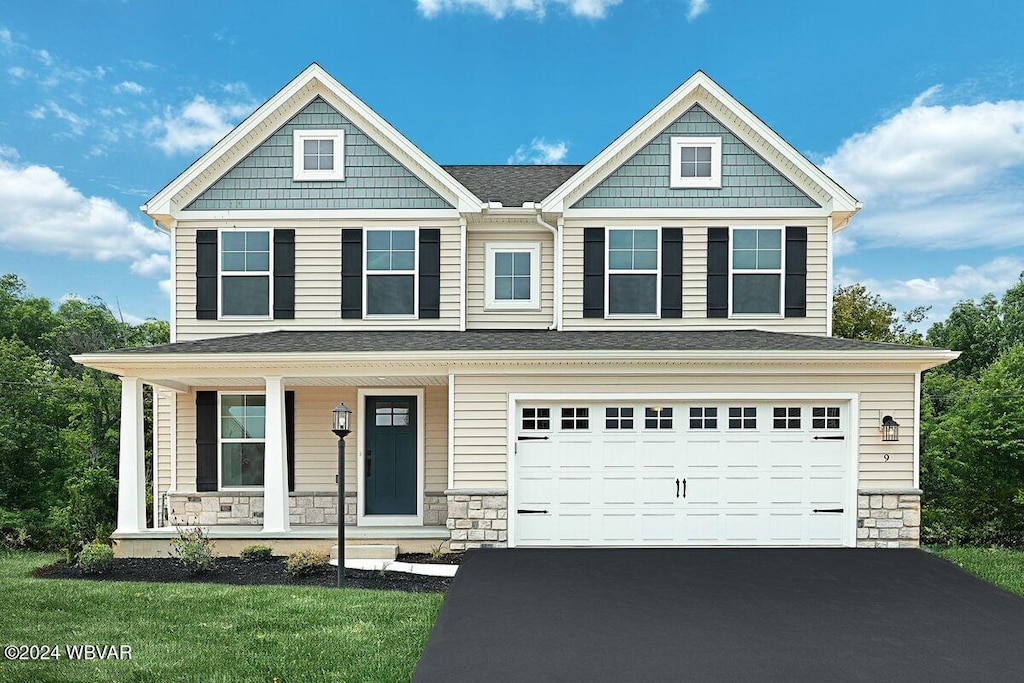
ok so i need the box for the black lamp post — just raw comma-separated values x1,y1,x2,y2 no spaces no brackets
332,403,352,588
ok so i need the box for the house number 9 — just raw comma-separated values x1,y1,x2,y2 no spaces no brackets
883,453,890,462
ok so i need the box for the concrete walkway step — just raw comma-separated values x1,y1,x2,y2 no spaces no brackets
330,544,398,561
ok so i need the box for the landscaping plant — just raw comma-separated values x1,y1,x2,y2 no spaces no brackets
171,527,215,572
240,543,274,562
285,549,329,577
75,540,114,574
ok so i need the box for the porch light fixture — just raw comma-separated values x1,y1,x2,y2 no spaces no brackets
331,403,352,587
880,415,900,443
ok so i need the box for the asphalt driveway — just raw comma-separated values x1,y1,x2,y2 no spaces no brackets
414,548,1024,682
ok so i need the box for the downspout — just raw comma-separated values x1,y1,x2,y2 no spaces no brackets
534,212,561,330
459,216,467,332
826,215,834,337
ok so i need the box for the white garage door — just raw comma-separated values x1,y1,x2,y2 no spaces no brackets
513,400,851,547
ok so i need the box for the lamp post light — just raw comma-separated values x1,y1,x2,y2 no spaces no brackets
331,403,352,588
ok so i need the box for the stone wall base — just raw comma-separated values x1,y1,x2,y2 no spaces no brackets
446,490,508,551
857,489,921,548
167,492,357,527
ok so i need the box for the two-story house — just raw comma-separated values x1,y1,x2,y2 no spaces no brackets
76,64,957,557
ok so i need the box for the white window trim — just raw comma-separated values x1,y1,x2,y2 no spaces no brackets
728,225,785,319
218,228,273,321
293,129,345,181
363,227,419,320
218,391,266,492
605,226,661,319
484,242,541,311
670,136,722,189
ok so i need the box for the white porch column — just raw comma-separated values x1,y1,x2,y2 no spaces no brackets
262,376,290,533
116,377,146,533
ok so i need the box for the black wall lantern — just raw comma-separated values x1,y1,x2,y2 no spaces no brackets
881,415,900,443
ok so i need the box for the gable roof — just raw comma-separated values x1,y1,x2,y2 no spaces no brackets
143,63,484,226
443,165,583,207
540,71,861,222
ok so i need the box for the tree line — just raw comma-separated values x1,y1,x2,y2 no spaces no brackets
0,274,1021,551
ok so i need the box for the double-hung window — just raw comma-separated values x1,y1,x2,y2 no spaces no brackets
293,129,345,181
731,227,783,315
670,136,722,188
220,230,271,317
485,242,540,309
220,394,266,488
365,228,417,317
607,228,659,316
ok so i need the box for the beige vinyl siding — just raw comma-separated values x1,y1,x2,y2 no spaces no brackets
466,229,554,329
451,372,916,490
174,221,462,342
154,390,173,521
174,385,447,495
562,219,829,335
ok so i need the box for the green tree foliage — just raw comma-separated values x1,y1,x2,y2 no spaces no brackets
832,283,928,345
0,274,168,551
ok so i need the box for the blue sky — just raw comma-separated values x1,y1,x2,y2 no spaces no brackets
1,0,1023,326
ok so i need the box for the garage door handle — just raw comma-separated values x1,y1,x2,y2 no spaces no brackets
677,478,686,498
812,508,844,513
517,435,550,441
517,509,548,514
813,436,845,441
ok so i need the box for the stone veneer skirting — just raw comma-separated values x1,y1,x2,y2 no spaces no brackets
168,491,448,527
445,489,508,551
856,488,921,548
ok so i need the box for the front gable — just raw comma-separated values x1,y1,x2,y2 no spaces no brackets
185,97,452,211
572,105,819,210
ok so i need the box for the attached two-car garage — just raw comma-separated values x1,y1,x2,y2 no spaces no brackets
512,398,854,547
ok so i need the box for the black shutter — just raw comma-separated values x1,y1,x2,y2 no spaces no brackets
785,226,808,317
418,228,441,319
583,228,605,318
661,228,683,318
273,229,295,320
196,391,218,492
706,227,729,318
341,229,363,319
285,390,295,493
196,230,218,320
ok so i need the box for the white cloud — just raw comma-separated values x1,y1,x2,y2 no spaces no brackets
0,27,12,48
508,137,569,164
823,87,1024,252
147,95,253,155
854,256,1024,325
416,0,620,19
8,66,26,79
114,80,145,95
686,0,709,21
0,144,18,160
0,154,169,280
28,100,89,136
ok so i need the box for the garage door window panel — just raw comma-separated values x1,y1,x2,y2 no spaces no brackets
561,407,590,430
812,406,841,430
728,407,757,429
645,407,673,430
522,407,551,431
773,407,801,430
689,407,718,429
607,228,659,317
605,407,635,430
731,228,783,316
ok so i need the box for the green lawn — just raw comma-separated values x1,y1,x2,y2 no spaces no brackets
0,551,443,683
930,546,1024,598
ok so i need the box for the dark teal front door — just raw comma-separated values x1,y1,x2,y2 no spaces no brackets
365,396,417,515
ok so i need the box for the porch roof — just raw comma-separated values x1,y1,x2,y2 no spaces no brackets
88,329,946,355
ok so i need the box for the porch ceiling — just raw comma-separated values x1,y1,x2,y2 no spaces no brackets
148,374,449,391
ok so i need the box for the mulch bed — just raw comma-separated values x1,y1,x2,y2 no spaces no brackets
33,557,451,593
397,552,463,565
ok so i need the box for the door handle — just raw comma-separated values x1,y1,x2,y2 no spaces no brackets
682,478,687,498
676,478,680,498
365,449,372,478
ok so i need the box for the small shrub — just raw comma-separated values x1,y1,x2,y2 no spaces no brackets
429,542,446,561
171,527,215,572
286,549,330,577
240,544,274,562
76,541,114,574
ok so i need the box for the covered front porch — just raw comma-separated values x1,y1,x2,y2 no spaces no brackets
103,355,455,556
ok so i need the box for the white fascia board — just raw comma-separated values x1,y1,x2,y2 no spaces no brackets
177,209,461,222
540,71,860,216
73,348,960,376
562,207,829,221
144,63,485,220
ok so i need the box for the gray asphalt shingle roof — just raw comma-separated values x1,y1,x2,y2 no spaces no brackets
98,329,933,355
443,165,583,207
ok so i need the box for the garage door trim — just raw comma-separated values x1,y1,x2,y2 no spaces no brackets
507,392,860,548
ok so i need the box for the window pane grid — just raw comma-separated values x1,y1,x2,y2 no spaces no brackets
366,229,416,273
522,407,551,431
689,406,718,429
221,394,266,487
680,145,713,178
303,138,335,171
732,228,782,315
605,406,635,430
728,406,757,430
812,406,841,430
561,407,589,430
773,406,801,429
608,228,658,315
494,250,532,301
644,406,673,430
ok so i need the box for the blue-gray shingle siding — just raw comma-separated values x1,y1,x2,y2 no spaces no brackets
185,97,453,211
572,105,820,209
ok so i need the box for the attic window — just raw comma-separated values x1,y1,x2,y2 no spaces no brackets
293,129,345,181
670,136,721,189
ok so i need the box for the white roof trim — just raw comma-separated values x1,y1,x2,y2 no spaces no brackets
143,63,484,224
540,71,861,216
